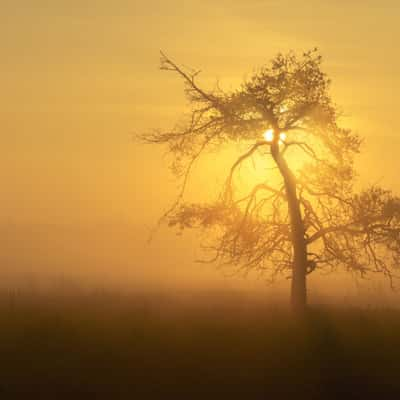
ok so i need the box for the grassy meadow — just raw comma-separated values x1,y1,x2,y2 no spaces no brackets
1,289,400,399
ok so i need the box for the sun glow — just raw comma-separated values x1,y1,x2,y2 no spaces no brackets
263,129,287,143
263,129,274,142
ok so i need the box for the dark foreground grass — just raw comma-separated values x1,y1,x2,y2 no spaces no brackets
0,290,399,399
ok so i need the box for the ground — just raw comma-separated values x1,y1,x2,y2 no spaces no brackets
1,289,399,399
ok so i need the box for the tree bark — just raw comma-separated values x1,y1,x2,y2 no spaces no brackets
271,140,308,312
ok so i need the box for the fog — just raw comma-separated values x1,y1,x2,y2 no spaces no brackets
0,220,397,309
1,0,400,307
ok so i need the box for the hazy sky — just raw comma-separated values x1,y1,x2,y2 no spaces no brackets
1,1,400,297
1,0,399,224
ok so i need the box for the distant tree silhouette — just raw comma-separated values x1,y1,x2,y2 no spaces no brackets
141,49,400,311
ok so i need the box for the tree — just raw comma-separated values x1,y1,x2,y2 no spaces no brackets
141,49,400,311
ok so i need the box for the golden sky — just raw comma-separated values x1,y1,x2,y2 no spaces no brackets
1,1,400,298
1,0,399,225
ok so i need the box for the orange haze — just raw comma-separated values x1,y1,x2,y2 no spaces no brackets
1,1,400,304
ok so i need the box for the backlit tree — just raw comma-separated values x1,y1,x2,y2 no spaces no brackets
142,49,400,311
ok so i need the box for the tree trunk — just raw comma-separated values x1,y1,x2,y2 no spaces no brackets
271,141,308,312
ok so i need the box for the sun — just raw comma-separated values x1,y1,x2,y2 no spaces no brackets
263,129,274,142
263,129,287,143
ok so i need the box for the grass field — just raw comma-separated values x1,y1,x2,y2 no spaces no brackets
1,289,400,399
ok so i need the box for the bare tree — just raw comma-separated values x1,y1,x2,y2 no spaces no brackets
141,49,400,311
